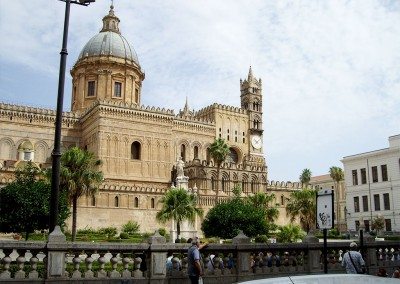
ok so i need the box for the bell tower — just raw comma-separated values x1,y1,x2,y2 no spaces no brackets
240,67,263,155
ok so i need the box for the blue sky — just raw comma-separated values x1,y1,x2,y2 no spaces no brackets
0,0,399,182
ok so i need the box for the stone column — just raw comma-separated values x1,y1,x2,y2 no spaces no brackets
232,231,251,282
148,230,167,284
46,226,67,280
363,231,377,275
303,231,321,274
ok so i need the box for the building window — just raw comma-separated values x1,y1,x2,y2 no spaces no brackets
211,177,215,191
360,168,367,184
352,170,358,185
131,141,141,160
87,81,95,97
180,144,186,161
151,198,155,209
364,220,370,232
353,196,360,212
135,89,139,102
134,197,139,208
362,195,368,212
226,148,238,164
381,165,388,182
242,132,245,143
385,219,392,231
281,195,285,206
91,196,96,207
383,193,390,210
374,194,380,211
372,166,378,182
24,152,32,161
206,148,211,163
114,196,119,207
193,146,199,159
114,82,122,97
222,177,228,192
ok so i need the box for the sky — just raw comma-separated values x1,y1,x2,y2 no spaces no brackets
0,0,399,182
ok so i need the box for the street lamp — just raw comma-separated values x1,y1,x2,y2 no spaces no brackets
49,0,95,232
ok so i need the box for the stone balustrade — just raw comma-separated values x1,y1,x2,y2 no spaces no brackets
0,229,399,283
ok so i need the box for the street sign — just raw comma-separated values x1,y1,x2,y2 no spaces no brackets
316,189,334,230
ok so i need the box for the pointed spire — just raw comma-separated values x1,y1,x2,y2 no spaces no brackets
183,96,189,113
101,2,121,34
248,66,253,81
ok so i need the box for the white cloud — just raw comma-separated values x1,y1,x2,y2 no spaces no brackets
0,0,399,181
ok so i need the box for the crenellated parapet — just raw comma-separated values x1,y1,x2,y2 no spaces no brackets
195,103,246,118
99,182,168,194
266,180,303,190
0,102,79,126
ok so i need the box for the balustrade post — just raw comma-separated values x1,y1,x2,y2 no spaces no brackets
46,225,67,280
148,230,167,283
363,232,377,275
303,231,321,274
232,230,251,282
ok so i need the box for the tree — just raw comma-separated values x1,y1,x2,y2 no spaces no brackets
209,138,230,203
329,166,344,229
276,224,306,243
299,168,312,186
202,195,276,239
59,147,103,241
246,192,279,223
372,215,385,235
0,162,69,240
286,189,316,233
156,188,203,242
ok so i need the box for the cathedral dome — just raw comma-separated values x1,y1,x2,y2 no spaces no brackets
77,5,139,65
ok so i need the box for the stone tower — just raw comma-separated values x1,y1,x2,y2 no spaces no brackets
70,5,145,112
240,66,263,155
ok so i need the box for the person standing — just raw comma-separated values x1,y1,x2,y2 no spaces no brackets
188,237,203,284
341,242,366,274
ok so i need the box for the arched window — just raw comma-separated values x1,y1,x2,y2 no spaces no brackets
242,180,247,194
151,198,155,209
114,196,119,207
281,195,285,206
194,146,199,159
181,144,186,161
211,177,215,191
131,141,141,159
134,197,139,208
226,148,238,164
222,177,228,192
251,181,255,193
91,196,96,207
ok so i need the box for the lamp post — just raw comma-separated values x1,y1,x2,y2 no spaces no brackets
49,0,95,232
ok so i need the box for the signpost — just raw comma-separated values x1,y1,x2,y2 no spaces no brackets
316,188,334,274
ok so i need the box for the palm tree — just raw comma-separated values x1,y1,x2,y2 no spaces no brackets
286,189,316,233
299,168,312,187
60,147,103,241
329,166,344,229
156,187,203,242
247,192,279,222
209,138,230,203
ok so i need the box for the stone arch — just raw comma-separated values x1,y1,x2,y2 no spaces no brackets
17,139,34,161
0,137,15,160
178,139,190,162
34,140,49,163
241,173,249,194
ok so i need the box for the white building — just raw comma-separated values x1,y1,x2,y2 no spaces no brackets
342,134,400,233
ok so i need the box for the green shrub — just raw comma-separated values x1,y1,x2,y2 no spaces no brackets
276,224,305,243
121,221,140,235
328,228,340,237
158,228,167,236
77,227,96,235
98,227,117,240
254,234,269,243
119,232,129,239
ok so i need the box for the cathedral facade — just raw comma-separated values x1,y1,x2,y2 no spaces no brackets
0,6,302,234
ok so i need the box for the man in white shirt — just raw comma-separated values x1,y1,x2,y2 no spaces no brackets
341,242,366,274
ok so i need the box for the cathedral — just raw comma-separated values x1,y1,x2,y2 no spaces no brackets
0,6,302,234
